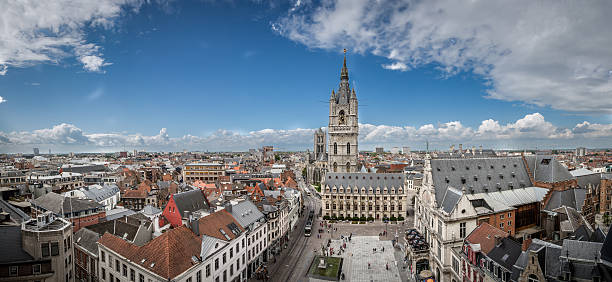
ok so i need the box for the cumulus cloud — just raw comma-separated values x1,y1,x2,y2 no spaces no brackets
275,0,612,113
0,96,6,104
2,113,612,152
0,0,143,74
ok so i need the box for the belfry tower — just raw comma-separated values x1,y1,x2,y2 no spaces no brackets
328,52,358,173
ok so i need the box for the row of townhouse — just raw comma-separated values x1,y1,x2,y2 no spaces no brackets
456,222,612,282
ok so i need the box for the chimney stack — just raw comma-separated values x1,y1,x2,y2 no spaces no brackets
522,235,533,251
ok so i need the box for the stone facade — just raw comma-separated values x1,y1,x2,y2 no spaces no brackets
328,56,358,173
322,173,407,220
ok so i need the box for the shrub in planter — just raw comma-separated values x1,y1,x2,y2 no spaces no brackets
331,215,337,220
323,215,330,220
360,216,367,221
353,216,360,221
338,215,344,221
367,216,374,222
390,216,397,221
398,216,405,221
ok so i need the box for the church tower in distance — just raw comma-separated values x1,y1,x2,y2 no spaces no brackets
328,54,358,173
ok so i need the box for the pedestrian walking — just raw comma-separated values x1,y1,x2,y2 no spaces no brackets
386,263,389,271
368,263,371,269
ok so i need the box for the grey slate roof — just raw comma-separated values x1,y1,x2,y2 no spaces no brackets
440,186,462,213
200,235,226,260
81,184,119,202
560,239,602,261
31,192,103,216
227,200,264,230
524,155,574,183
85,219,140,243
430,157,533,207
0,198,30,223
0,225,34,264
173,189,210,216
140,205,162,216
602,227,612,264
324,173,404,192
106,208,136,221
74,228,100,256
544,188,587,211
488,237,522,270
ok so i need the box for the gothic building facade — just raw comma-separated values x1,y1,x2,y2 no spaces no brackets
328,55,359,173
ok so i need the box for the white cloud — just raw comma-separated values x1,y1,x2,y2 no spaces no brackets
0,0,144,74
2,113,612,152
276,0,612,113
0,96,6,104
382,62,408,71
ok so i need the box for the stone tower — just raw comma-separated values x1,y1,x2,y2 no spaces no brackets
328,55,358,172
314,128,326,160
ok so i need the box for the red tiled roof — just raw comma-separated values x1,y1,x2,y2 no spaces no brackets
465,222,509,254
98,225,202,279
197,210,244,241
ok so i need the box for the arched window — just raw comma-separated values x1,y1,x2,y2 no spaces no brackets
334,143,338,155
339,110,346,125
346,162,351,172
333,162,337,172
347,142,351,154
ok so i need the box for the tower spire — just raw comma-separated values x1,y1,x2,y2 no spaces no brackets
341,49,349,81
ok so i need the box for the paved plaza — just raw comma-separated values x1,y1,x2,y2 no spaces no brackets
323,236,403,282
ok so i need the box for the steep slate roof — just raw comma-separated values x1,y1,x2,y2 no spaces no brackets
524,155,574,183
544,188,587,211
86,219,140,243
74,228,101,256
173,190,210,216
430,157,533,207
488,237,523,270
141,205,162,216
0,225,33,263
31,192,103,215
197,209,244,241
602,228,612,264
227,200,264,229
0,198,31,223
553,206,588,233
324,173,404,191
560,239,602,261
98,225,202,279
465,222,509,254
81,184,119,202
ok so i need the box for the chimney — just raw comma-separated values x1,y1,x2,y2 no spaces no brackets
189,215,200,236
494,235,503,246
522,235,532,251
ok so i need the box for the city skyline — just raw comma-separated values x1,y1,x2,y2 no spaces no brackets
2,0,612,153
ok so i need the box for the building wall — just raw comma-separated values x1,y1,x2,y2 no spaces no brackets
162,195,182,227
22,220,74,282
322,184,408,220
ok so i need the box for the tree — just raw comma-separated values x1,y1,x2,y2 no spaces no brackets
302,167,307,179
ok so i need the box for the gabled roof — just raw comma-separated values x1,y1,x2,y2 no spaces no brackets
98,225,202,279
81,184,119,202
0,225,33,263
465,222,509,254
524,155,574,183
430,157,533,207
31,192,103,215
173,190,210,216
227,200,264,229
602,228,612,264
324,173,404,189
560,239,602,261
197,209,244,241
487,237,522,270
74,228,101,255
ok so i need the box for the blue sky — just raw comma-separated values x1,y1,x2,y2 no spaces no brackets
1,0,612,153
